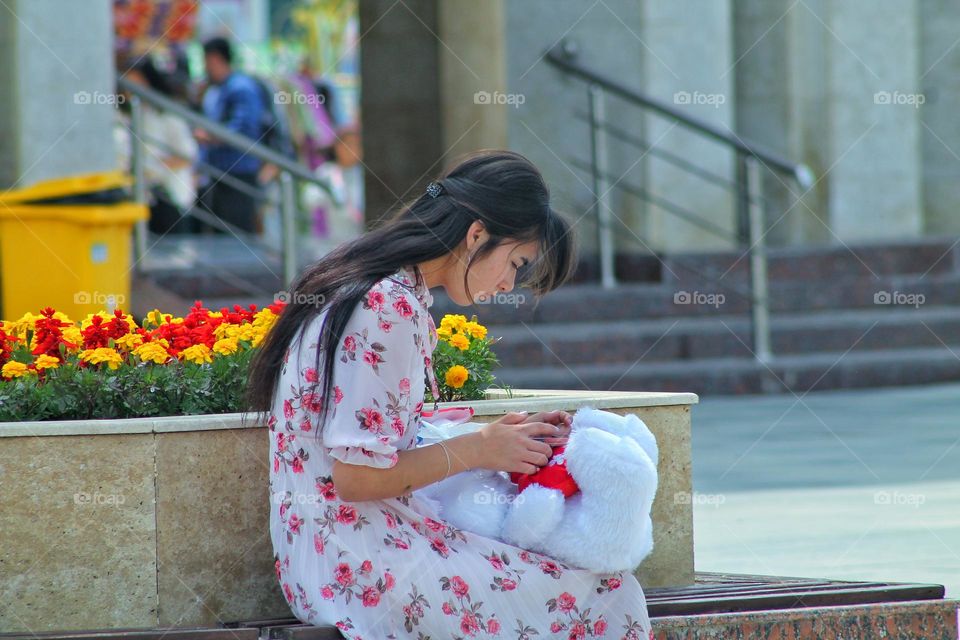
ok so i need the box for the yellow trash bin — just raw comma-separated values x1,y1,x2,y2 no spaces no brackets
0,171,148,321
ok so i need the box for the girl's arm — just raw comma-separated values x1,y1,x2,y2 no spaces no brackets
332,412,562,502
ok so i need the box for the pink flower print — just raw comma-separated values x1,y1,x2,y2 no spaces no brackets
487,555,504,571
299,417,312,432
343,335,357,352
317,479,337,501
569,621,586,639
557,591,576,613
302,392,323,413
361,585,381,607
398,377,411,394
442,601,454,616
501,578,517,591
379,319,392,333
283,583,294,603
273,456,280,473
360,560,373,574
539,559,562,575
393,296,414,318
593,617,608,635
359,407,384,433
384,571,396,590
550,621,563,633
291,454,304,474
363,350,382,367
333,386,344,404
313,533,324,554
277,432,289,453
366,290,385,311
450,575,469,598
288,514,303,534
486,617,501,634
384,512,397,529
392,417,405,437
424,518,444,532
334,563,354,586
283,399,294,419
303,367,319,382
460,612,480,636
607,576,621,590
274,558,282,581
430,537,450,557
336,504,358,525
321,585,335,600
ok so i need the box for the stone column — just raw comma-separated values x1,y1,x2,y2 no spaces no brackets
0,0,116,189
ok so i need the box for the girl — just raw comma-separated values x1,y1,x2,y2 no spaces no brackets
245,149,653,639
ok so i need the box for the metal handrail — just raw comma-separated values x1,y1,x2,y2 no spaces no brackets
544,41,815,366
118,76,334,286
545,45,813,187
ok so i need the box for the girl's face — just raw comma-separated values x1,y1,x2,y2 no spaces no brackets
447,221,539,306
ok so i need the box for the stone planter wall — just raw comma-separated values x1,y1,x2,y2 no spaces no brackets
0,389,697,632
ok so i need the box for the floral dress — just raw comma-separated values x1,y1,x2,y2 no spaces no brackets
268,265,654,639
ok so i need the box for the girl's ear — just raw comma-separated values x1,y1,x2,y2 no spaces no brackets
466,219,486,248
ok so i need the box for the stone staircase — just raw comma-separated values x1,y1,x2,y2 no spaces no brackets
134,236,960,396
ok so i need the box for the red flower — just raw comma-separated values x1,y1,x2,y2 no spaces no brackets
540,560,561,575
430,537,449,557
398,377,411,394
393,297,414,318
501,578,517,591
299,417,312,432
320,585,335,600
317,480,337,501
366,290,385,311
362,350,382,366
359,407,384,433
384,512,397,529
384,571,395,590
593,617,608,635
334,386,344,404
486,617,501,634
334,563,354,586
361,585,380,607
459,612,480,635
360,560,373,573
607,577,622,590
336,504,358,525
392,417,405,436
442,601,454,615
277,432,289,453
557,591,576,612
393,538,409,550
488,555,504,571
288,514,303,534
551,622,563,633
301,392,323,413
424,518,444,532
283,399,294,419
569,621,586,639
283,583,294,603
450,575,469,598
291,455,304,474
303,367,318,382
343,335,357,352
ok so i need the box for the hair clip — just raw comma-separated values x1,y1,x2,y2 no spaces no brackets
426,181,444,198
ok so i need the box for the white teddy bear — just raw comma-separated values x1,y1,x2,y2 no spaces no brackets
414,406,659,574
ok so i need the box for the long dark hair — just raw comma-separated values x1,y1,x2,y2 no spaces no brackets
244,149,577,431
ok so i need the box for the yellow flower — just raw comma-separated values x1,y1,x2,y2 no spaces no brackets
144,309,172,327
6,313,39,339
2,361,32,378
463,322,487,340
79,348,123,370
181,344,212,365
440,314,468,334
115,333,144,351
253,307,279,331
436,324,453,339
214,323,241,340
34,354,60,370
448,333,471,351
444,364,469,389
134,342,170,364
213,337,239,356
62,326,83,348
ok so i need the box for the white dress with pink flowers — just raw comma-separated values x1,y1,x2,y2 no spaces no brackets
268,266,653,639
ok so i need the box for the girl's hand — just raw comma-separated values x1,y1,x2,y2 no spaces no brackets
474,411,559,475
523,410,572,442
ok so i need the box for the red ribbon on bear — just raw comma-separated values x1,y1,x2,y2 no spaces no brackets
509,444,580,498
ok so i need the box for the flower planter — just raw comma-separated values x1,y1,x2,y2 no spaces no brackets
0,389,697,632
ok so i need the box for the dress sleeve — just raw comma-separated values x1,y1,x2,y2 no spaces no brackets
316,282,424,469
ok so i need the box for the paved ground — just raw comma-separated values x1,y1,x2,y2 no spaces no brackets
690,381,960,597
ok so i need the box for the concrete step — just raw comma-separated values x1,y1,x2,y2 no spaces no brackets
494,345,960,396
486,306,960,367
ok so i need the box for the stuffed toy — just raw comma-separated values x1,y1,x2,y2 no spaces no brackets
414,406,659,574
